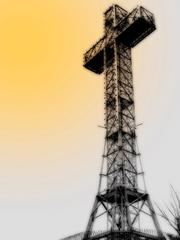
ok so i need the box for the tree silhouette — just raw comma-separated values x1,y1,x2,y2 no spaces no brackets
157,186,180,236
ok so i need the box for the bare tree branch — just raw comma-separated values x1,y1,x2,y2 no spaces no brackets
156,186,180,237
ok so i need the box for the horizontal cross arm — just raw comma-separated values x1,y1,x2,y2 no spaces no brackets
83,6,156,74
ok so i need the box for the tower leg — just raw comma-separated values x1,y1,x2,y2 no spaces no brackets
83,197,99,240
146,196,163,237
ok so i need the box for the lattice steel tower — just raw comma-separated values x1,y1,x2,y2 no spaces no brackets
83,4,163,240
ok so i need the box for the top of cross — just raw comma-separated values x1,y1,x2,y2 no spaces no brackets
84,5,156,74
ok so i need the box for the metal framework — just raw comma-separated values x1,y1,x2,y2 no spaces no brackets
83,4,163,240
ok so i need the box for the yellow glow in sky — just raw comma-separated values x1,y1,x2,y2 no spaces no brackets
0,0,64,136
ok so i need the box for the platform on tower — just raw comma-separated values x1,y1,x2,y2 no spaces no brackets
99,186,148,205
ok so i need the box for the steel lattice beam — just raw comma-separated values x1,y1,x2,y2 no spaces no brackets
83,4,162,240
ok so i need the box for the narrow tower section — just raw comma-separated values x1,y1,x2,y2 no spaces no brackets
83,5,162,240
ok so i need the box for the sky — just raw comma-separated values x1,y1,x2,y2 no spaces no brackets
0,0,179,239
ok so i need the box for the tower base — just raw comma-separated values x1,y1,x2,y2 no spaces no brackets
84,230,163,240
61,230,168,240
